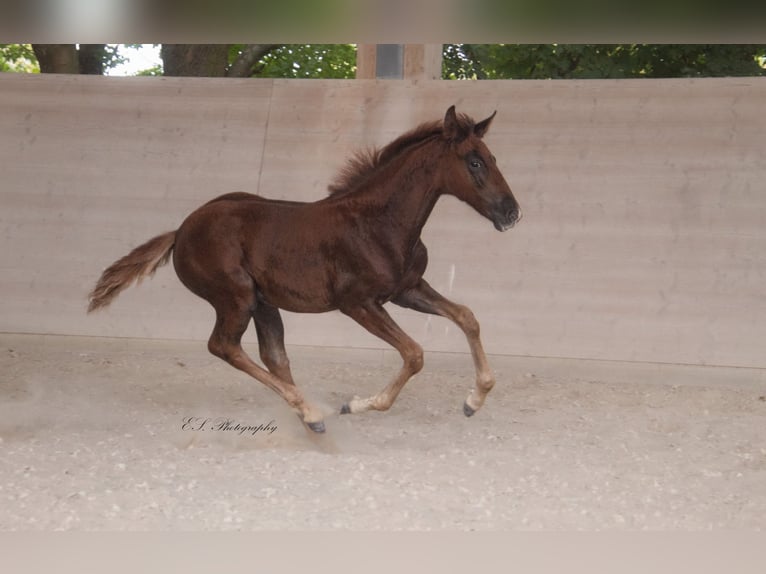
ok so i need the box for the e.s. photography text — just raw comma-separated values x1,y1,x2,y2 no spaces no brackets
182,416,278,436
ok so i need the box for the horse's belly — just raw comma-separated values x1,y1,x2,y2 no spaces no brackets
259,288,335,314
251,265,336,314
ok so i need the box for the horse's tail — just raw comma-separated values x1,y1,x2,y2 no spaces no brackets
87,231,176,313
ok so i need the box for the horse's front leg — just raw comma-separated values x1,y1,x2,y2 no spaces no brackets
392,279,496,417
339,303,424,415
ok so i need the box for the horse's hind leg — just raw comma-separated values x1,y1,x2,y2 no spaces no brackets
393,279,496,417
339,302,423,415
253,300,295,385
206,281,324,432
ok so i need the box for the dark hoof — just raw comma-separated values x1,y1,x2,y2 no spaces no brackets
340,403,351,415
305,420,326,433
463,401,476,417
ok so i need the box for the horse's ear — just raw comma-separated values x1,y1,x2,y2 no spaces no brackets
474,111,497,139
443,105,461,141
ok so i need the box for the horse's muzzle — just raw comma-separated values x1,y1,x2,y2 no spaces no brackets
491,199,522,232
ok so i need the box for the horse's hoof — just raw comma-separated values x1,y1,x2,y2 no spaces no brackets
340,403,351,415
463,401,476,417
306,420,326,433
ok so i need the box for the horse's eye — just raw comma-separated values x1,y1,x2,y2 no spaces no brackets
469,159,483,169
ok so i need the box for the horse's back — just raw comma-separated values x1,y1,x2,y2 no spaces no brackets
203,191,260,205
172,193,329,308
204,191,308,208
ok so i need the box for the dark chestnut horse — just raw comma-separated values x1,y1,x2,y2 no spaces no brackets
88,106,521,433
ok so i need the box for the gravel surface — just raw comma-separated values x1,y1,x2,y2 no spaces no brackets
1,334,765,530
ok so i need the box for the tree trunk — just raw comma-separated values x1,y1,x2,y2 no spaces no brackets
161,44,230,77
32,44,79,74
78,44,107,75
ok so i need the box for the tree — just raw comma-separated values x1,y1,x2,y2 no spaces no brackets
6,44,766,79
227,44,280,77
160,44,229,77
0,44,39,73
30,44,123,74
443,45,766,79
252,44,357,79
159,44,355,78
0,43,276,77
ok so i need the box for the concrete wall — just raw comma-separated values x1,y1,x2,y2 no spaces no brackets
1,73,765,368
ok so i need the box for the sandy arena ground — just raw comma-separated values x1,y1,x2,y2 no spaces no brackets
1,333,765,530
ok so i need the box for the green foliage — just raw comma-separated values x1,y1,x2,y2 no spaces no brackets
134,65,163,77
0,44,39,73
444,45,766,79
6,44,765,80
97,45,127,72
251,44,356,79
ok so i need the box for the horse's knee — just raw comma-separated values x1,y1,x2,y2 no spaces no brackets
208,338,239,363
405,345,424,374
207,338,225,359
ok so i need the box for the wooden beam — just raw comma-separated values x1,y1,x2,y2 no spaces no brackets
403,44,443,80
355,44,377,79
356,44,443,79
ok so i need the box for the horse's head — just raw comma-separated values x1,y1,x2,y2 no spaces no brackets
441,106,521,232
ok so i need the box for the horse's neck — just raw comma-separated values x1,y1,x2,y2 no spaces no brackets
345,144,444,238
